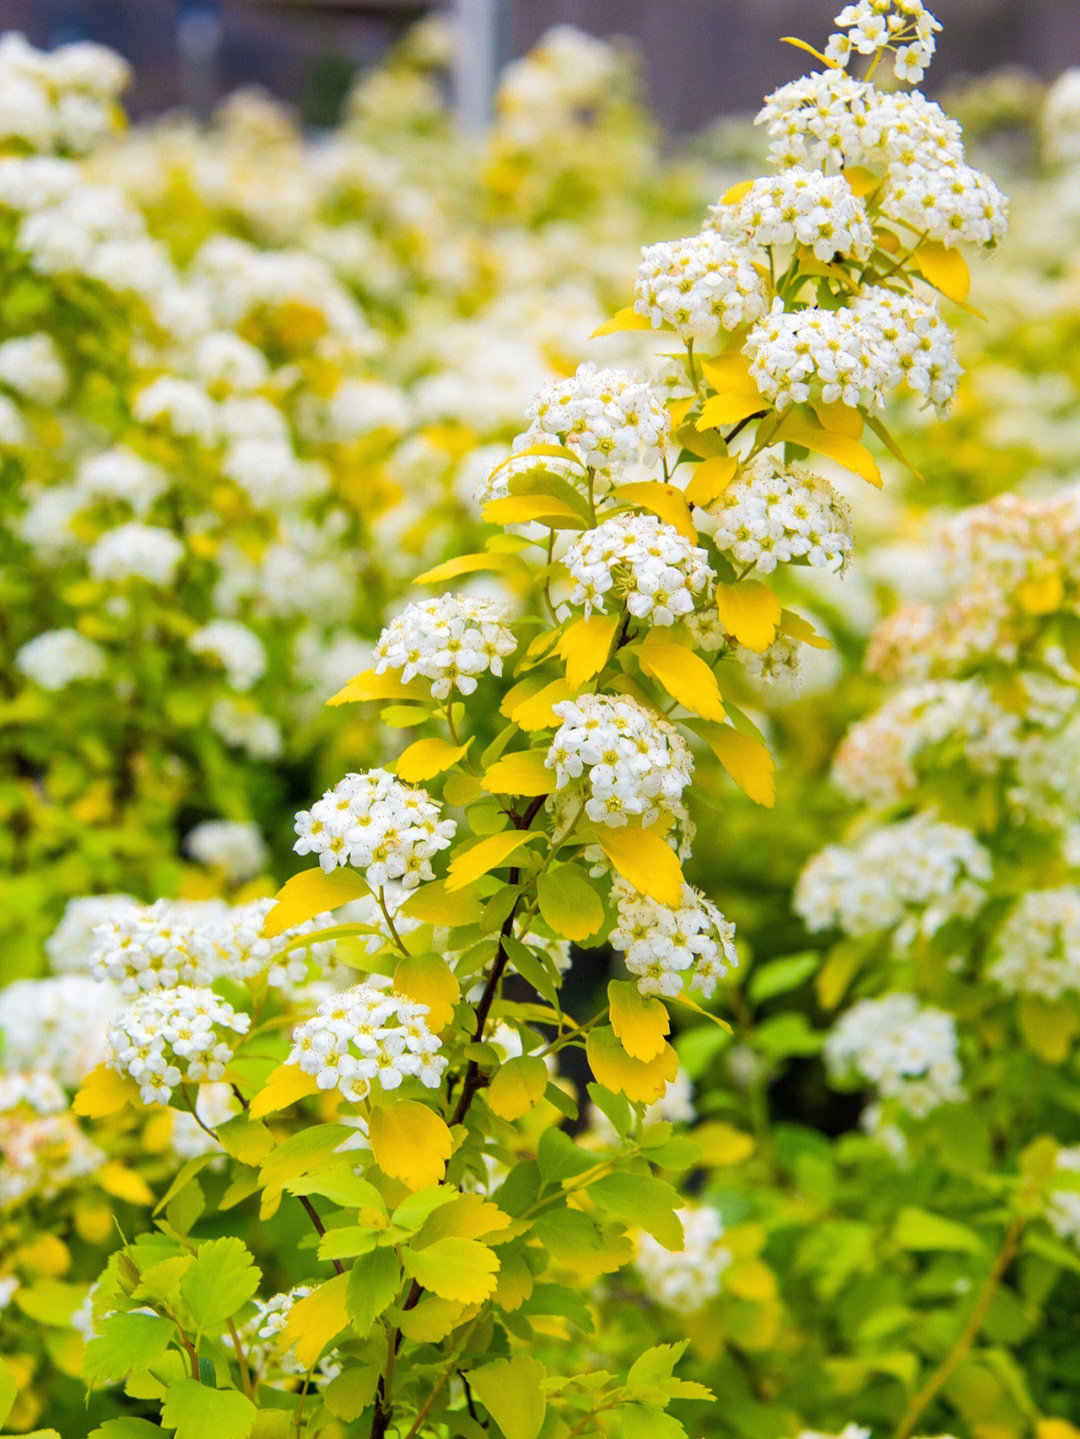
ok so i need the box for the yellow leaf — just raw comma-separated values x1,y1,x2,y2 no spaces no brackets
608,980,670,1063
487,1056,549,1121
842,166,883,197
397,879,484,927
481,749,557,797
613,481,697,543
96,1162,155,1206
1016,569,1063,615
280,1272,350,1370
779,609,832,649
720,179,756,205
780,35,839,67
771,416,882,487
216,1116,275,1166
636,635,725,723
666,395,696,427
586,1026,679,1104
714,580,781,653
263,867,370,938
1018,995,1079,1064
810,399,864,438
557,613,619,688
369,1101,453,1190
724,1257,777,1301
695,1121,756,1167
394,954,460,1032
14,1234,70,1277
685,456,738,508
393,737,471,783
413,551,528,586
699,353,757,394
414,1193,513,1245
401,1237,500,1303
250,1064,322,1119
594,825,684,906
590,306,653,337
73,1064,139,1119
913,239,971,303
696,723,776,807
484,494,587,528
399,1296,469,1343
504,677,579,731
697,391,767,430
675,422,730,460
326,669,429,707
445,830,544,892
1038,1422,1080,1439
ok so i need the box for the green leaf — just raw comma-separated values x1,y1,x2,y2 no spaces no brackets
518,1283,594,1332
0,1363,16,1428
179,1237,260,1331
345,1247,401,1335
160,1380,257,1439
89,1422,166,1439
620,1406,687,1439
401,1239,499,1304
83,1312,176,1386
537,1129,596,1186
536,866,605,942
892,1207,987,1255
466,1356,547,1439
323,1364,381,1421
627,1341,689,1388
586,1083,631,1139
588,1173,684,1250
747,952,819,1004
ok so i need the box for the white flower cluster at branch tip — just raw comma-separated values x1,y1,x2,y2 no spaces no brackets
107,985,250,1105
15,627,106,690
610,879,737,1000
711,169,874,262
825,1,940,83
0,975,119,1087
693,452,852,575
563,513,712,626
183,819,269,885
990,890,1080,1001
825,992,963,1117
287,981,447,1103
634,233,769,340
795,811,992,952
374,594,517,700
188,620,268,692
546,694,693,830
294,768,455,886
634,1206,732,1314
0,32,128,154
521,364,669,479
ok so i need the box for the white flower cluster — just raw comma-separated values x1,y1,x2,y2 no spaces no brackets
373,594,517,700
46,894,138,973
74,447,167,517
882,160,1009,251
634,1205,732,1314
188,621,267,692
208,699,283,761
287,981,447,1103
564,513,712,625
0,1072,103,1208
183,819,269,885
88,522,184,587
989,890,1080,1001
694,453,852,575
0,33,128,154
0,331,68,404
15,627,106,690
824,1,941,83
794,1428,872,1439
825,992,963,1117
546,694,693,830
1048,1147,1080,1246
1043,69,1080,165
745,302,889,412
0,975,119,1087
633,232,769,339
521,364,669,478
712,169,873,261
294,768,455,886
610,879,737,999
794,812,992,951
107,985,250,1105
851,287,961,412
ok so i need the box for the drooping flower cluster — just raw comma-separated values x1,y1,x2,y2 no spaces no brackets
610,880,737,999
520,365,669,478
989,891,1080,1000
563,514,712,625
0,975,119,1087
286,981,446,1103
824,992,964,1117
633,233,770,339
711,169,874,261
107,986,250,1105
794,812,992,951
634,1205,732,1314
373,595,517,700
693,452,852,575
294,769,455,886
546,694,693,830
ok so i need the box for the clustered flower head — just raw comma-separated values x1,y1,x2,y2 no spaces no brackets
546,694,693,830
634,1205,732,1314
633,232,769,339
610,879,737,999
0,1071,104,1208
745,301,891,412
188,620,267,692
851,287,961,412
0,32,129,155
293,768,456,886
989,890,1080,1000
0,975,119,1087
563,513,712,625
825,1,941,83
711,168,873,261
1048,1148,1080,1246
286,981,446,1103
87,521,184,587
521,364,669,478
825,992,963,1117
15,627,106,690
795,811,992,952
694,452,852,575
107,985,250,1105
374,594,517,700
183,819,269,885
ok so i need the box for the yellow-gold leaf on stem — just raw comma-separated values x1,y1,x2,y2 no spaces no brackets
402,1237,500,1303
445,830,543,891
487,1056,549,1121
586,1026,679,1104
480,749,557,797
697,391,766,430
250,1064,322,1119
696,723,776,807
263,868,369,937
590,306,653,337
412,550,528,586
714,580,781,653
636,635,725,723
369,1101,453,1190
771,416,882,487
280,1272,350,1370
397,878,484,927
505,677,578,731
780,35,839,66
484,494,587,528
810,399,863,438
393,953,460,1032
95,1162,155,1206
913,240,971,303
699,352,757,393
557,613,619,688
613,481,696,543
779,609,832,649
608,980,670,1063
393,736,471,783
695,1121,756,1167
842,166,883,197
594,825,684,907
73,1064,139,1119
1016,569,1064,616
326,669,429,706
685,455,738,508
720,179,756,205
